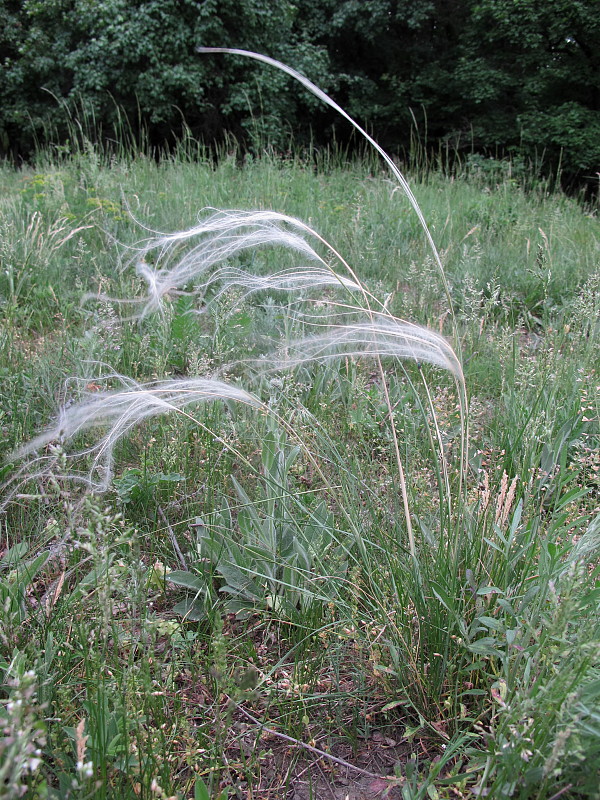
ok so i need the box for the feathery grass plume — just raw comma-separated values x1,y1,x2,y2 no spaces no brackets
3,378,264,498
262,310,465,535
270,316,463,380
5,55,466,562
198,48,469,553
196,50,458,339
188,266,361,310
124,209,367,318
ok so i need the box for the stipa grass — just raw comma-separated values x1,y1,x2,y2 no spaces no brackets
1,52,599,800
4,199,466,555
118,208,364,318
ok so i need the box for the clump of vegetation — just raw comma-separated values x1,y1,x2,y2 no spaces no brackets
1,52,599,800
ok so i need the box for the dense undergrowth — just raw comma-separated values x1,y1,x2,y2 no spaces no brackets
0,127,599,800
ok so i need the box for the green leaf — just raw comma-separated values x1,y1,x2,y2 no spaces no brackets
579,679,600,702
156,472,186,484
0,463,13,482
476,615,505,632
194,777,211,800
24,552,51,579
475,585,503,596
431,582,458,612
71,565,109,600
467,637,504,657
173,598,206,621
166,571,206,593
0,542,29,569
381,699,406,712
579,588,600,608
217,565,262,600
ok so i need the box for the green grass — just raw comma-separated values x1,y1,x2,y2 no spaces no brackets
0,142,599,800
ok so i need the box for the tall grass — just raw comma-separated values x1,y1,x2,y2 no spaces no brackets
0,53,599,799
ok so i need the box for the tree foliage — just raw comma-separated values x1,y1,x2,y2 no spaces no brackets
0,0,331,156
1,0,598,184
456,0,600,179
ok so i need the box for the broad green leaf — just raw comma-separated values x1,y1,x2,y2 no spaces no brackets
195,778,211,800
173,598,206,621
467,637,503,657
0,542,29,568
166,571,206,593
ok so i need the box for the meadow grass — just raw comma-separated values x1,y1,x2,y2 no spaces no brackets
0,115,599,799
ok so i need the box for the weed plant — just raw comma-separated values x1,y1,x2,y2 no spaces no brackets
0,52,599,799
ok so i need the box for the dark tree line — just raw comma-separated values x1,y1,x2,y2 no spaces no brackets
1,0,599,186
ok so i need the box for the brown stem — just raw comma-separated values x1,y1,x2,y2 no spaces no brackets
230,699,393,783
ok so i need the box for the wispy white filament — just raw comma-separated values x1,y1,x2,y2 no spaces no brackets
131,209,360,316
268,316,463,381
8,378,264,494
196,48,468,504
196,49,456,331
198,266,360,306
